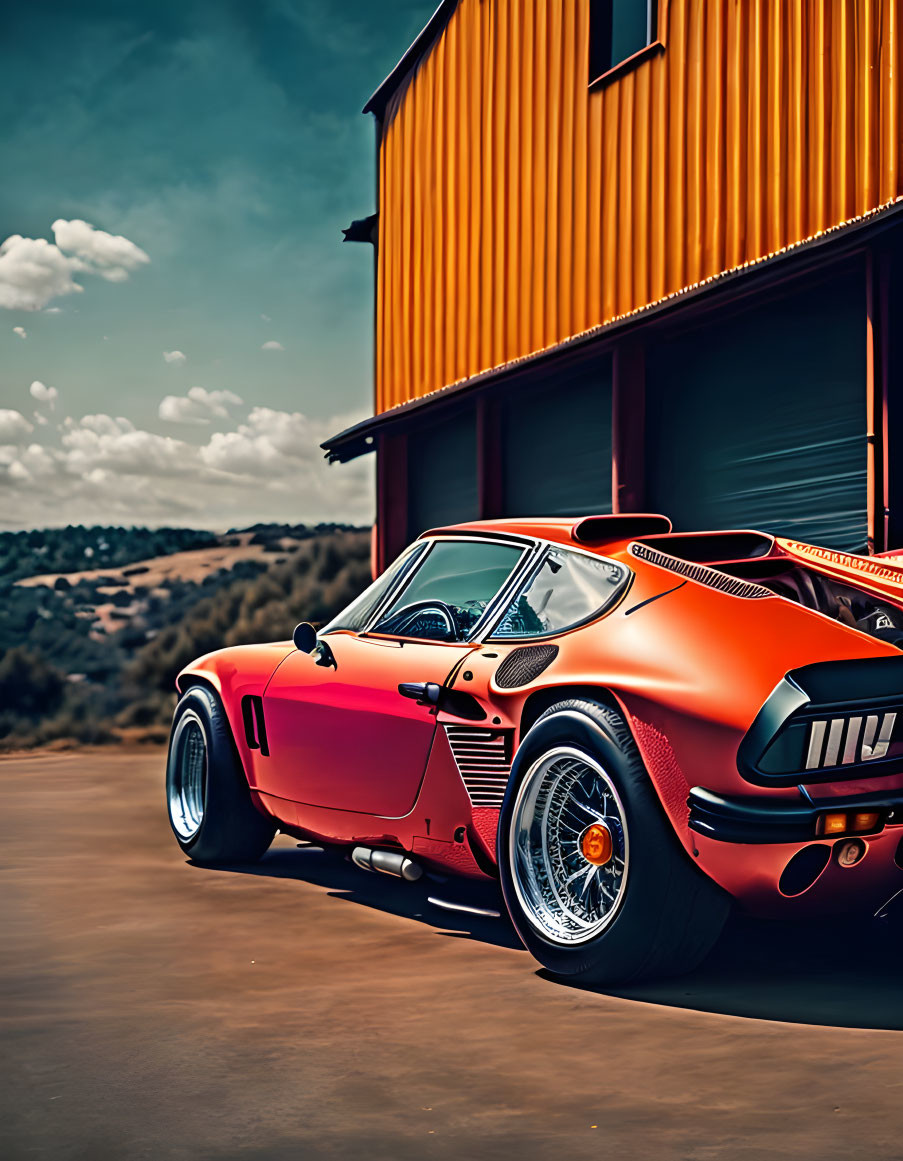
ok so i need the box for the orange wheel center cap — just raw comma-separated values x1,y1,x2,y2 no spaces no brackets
580,822,613,867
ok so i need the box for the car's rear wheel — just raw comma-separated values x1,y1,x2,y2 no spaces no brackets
166,685,275,864
498,698,730,984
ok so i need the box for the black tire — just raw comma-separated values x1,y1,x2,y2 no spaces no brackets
497,698,730,984
166,685,275,864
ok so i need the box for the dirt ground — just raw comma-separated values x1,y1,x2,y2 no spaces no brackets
2,749,903,1161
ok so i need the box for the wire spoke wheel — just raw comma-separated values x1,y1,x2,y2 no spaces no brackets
168,709,207,842
509,745,629,945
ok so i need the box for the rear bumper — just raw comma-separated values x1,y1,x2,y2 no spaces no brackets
688,785,903,844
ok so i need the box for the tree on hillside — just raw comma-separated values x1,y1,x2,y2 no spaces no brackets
0,647,65,721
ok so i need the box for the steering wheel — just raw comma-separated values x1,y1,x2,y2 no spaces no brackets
373,599,460,640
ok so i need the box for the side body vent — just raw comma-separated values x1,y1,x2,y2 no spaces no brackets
630,542,773,600
494,644,559,688
241,694,269,757
444,725,513,808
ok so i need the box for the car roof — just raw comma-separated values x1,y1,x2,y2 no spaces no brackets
418,517,791,572
419,513,674,552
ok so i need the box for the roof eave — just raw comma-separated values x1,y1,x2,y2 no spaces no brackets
324,196,903,463
362,1,459,117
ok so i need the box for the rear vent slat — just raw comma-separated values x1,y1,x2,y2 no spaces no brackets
630,542,773,599
444,724,513,809
444,731,499,741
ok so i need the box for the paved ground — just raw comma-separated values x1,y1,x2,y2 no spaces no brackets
3,749,903,1161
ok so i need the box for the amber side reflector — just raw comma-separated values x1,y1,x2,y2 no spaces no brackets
816,810,883,837
816,812,849,836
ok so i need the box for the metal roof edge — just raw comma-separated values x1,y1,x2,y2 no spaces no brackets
363,1,459,117
323,196,903,462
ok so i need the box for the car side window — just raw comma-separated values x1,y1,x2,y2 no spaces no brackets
369,539,525,642
491,547,630,638
321,543,425,634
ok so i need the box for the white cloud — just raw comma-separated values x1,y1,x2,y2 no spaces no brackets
51,219,150,283
29,380,58,408
33,412,49,426
43,307,62,315
198,408,363,495
260,313,272,323
12,325,26,339
0,235,85,311
200,407,300,475
58,414,194,481
158,386,243,425
261,340,284,352
0,220,149,311
75,413,134,436
163,349,187,365
0,406,373,529
0,409,33,442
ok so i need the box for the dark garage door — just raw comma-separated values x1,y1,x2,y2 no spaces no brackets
645,272,867,550
501,357,613,517
407,409,478,537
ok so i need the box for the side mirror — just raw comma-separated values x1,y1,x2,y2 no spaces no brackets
292,622,318,654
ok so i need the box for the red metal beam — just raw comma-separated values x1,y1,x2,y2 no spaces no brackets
375,431,408,575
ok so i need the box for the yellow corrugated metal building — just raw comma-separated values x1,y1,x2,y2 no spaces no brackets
326,0,903,568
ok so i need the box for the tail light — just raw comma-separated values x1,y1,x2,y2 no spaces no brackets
738,657,903,787
815,810,883,837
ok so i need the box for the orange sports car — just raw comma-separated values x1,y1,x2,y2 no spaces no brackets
166,513,903,982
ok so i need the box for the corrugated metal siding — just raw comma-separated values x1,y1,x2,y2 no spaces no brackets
376,0,901,413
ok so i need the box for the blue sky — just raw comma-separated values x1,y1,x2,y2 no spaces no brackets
0,0,432,529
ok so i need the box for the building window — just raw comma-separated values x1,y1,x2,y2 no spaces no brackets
589,0,657,85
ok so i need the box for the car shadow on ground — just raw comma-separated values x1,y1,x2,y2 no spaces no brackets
554,910,903,1031
204,842,903,1030
204,840,523,951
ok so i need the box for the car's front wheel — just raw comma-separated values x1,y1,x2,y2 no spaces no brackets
166,685,275,864
497,698,730,984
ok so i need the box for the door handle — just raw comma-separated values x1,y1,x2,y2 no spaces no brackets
398,681,441,706
397,681,486,721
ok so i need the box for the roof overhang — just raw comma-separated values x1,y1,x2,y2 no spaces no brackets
323,196,903,464
363,1,459,119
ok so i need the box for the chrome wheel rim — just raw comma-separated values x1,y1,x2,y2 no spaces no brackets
168,710,207,841
508,745,629,945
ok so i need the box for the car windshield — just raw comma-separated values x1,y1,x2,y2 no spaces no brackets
491,546,630,638
369,538,526,641
321,542,425,634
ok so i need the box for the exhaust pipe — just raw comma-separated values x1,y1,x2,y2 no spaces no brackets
351,845,422,882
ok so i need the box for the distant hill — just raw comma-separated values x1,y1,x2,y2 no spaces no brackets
0,523,371,750
0,525,219,585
